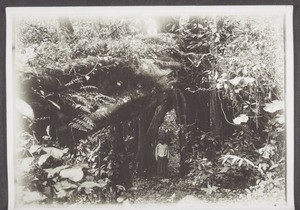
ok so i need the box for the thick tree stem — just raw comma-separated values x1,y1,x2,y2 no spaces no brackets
136,98,172,174
58,17,74,42
210,88,223,137
113,122,132,189
174,89,190,176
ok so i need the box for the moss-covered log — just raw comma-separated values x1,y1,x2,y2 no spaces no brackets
89,91,171,132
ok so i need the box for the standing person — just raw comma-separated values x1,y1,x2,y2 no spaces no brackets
155,137,170,178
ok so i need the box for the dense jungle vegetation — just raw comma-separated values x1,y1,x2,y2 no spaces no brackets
14,14,285,206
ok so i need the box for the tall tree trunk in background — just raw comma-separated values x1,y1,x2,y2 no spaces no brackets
174,89,189,176
144,100,172,172
209,78,222,137
210,16,223,138
136,99,171,174
135,109,155,174
58,17,74,42
136,113,147,174
208,71,223,161
133,118,139,155
113,122,132,189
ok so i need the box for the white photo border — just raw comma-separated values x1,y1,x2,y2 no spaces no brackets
6,6,294,210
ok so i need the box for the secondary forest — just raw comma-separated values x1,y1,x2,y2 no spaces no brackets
15,15,286,205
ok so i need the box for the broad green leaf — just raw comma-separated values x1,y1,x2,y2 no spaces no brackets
16,98,34,120
60,167,84,182
233,114,249,124
38,154,51,166
263,100,284,113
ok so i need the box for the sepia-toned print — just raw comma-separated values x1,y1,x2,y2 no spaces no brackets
6,6,294,209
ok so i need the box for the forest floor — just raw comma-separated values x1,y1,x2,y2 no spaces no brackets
132,174,241,204
130,173,285,206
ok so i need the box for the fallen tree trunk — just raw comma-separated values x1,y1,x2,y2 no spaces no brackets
89,91,171,133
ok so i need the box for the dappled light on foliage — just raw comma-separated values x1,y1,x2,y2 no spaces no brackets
14,14,285,206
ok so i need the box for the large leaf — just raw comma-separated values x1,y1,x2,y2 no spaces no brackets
29,145,41,154
275,114,284,124
79,181,106,194
42,147,68,159
117,196,126,203
16,98,34,120
60,167,84,182
219,166,230,173
22,191,47,204
202,183,218,195
229,76,242,86
44,165,70,177
233,114,249,124
38,154,52,166
263,100,284,113
20,157,35,172
54,180,77,190
79,180,107,189
258,144,276,159
55,188,75,198
243,77,255,84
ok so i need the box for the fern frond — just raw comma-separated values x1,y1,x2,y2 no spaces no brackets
69,122,88,132
80,86,98,91
71,94,91,106
74,118,94,130
65,77,83,87
75,104,91,113
78,114,95,127
34,116,50,122
60,94,76,107
70,113,95,131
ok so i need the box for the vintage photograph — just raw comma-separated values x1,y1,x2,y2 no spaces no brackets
6,6,294,209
